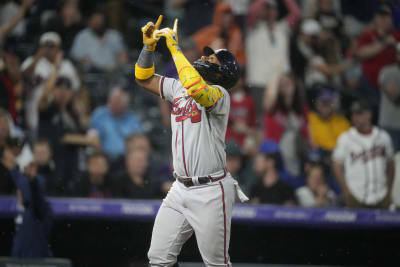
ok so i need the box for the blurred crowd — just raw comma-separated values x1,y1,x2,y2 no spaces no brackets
1,0,400,211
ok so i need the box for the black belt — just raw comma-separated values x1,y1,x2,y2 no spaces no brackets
174,169,226,187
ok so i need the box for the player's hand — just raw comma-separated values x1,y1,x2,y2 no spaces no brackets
155,19,179,52
142,15,163,51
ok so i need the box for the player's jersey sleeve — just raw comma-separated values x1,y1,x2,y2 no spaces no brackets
381,130,394,159
206,86,230,116
332,132,348,163
159,76,182,103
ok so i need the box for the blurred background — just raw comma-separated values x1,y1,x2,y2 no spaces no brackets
1,0,400,266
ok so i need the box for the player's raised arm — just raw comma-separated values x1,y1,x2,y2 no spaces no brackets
135,15,163,95
156,19,235,108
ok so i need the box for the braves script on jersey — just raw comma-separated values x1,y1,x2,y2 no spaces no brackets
333,127,394,205
160,76,229,177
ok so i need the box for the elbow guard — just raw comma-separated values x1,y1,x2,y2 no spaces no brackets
179,66,223,107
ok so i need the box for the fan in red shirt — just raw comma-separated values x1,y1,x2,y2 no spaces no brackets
226,74,256,147
262,72,309,177
263,72,309,142
356,5,400,89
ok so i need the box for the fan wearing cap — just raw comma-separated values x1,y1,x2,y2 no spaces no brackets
308,88,350,153
37,66,83,188
21,31,80,136
332,100,395,209
378,42,400,152
293,19,347,89
355,4,400,90
290,19,321,81
135,16,248,267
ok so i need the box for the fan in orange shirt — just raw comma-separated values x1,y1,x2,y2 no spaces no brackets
191,2,245,66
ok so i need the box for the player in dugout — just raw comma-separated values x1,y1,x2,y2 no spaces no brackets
135,15,249,267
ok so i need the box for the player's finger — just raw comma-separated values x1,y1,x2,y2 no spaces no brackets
154,28,170,38
154,15,163,30
141,22,154,33
173,19,178,33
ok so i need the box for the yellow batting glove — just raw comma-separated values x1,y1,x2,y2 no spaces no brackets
156,19,223,107
142,15,163,51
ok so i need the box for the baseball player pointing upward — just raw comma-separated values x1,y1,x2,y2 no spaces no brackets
135,15,248,266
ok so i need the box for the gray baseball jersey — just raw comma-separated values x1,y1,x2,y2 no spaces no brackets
159,76,230,177
333,127,394,204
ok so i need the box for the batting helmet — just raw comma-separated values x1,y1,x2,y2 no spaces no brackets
193,46,240,90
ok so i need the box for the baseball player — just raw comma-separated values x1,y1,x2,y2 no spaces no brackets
332,100,395,209
135,15,248,266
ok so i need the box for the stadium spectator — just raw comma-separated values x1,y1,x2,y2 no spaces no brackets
308,34,348,89
70,8,128,72
0,0,33,44
263,72,309,177
355,5,400,91
21,31,80,137
33,139,63,196
296,164,336,207
192,2,246,65
378,43,400,152
33,139,57,196
0,0,33,124
2,137,53,257
11,161,53,258
74,152,112,198
90,88,142,160
0,144,15,195
172,0,215,36
0,48,23,123
125,133,174,197
0,108,10,148
308,89,350,153
223,0,250,29
226,140,242,178
114,149,161,199
43,0,84,54
0,109,33,171
250,148,297,206
110,132,153,175
293,19,348,90
38,65,84,187
226,73,256,149
125,133,152,157
290,19,321,83
306,0,343,39
332,100,395,209
245,0,300,112
225,140,253,193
